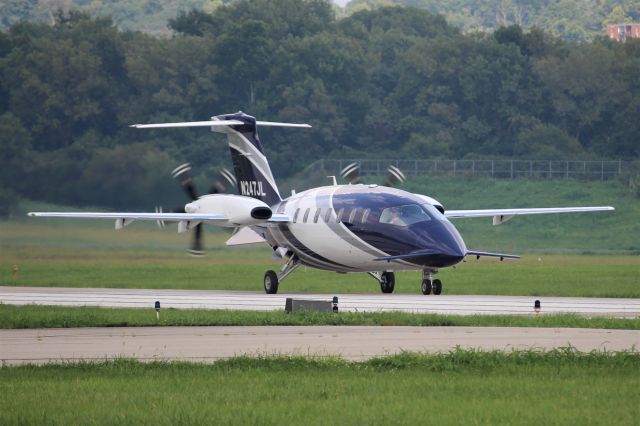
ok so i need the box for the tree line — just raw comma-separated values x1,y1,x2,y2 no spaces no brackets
3,0,639,41
1,0,639,212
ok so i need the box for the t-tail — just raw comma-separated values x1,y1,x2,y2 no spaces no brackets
131,111,311,207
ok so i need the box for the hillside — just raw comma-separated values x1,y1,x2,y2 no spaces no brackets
345,0,640,41
3,0,638,40
0,0,225,35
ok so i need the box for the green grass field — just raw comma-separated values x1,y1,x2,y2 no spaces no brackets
1,239,638,297
1,351,639,425
1,304,639,329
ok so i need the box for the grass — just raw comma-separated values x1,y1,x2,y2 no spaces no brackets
1,304,639,330
1,244,638,297
1,350,639,425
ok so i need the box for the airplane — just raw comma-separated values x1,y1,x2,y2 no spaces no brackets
29,111,615,295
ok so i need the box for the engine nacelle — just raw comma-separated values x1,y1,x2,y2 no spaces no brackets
185,194,272,227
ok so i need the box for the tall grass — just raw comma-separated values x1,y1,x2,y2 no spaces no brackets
1,350,639,425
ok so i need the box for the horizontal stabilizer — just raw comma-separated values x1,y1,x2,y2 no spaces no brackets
131,120,311,129
466,250,520,260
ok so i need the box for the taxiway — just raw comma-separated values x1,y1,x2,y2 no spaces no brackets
2,325,638,365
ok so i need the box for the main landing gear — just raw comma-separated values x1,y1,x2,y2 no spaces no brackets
421,270,442,295
369,270,443,295
368,271,395,294
264,255,300,294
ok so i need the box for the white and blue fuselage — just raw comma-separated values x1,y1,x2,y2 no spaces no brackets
258,184,467,272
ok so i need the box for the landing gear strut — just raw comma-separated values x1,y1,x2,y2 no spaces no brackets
264,255,300,294
368,271,395,294
421,270,442,295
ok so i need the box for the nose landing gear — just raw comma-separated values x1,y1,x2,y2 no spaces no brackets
421,270,442,295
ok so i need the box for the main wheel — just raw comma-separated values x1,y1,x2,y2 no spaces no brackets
380,271,395,294
264,270,279,294
432,279,442,295
421,279,432,295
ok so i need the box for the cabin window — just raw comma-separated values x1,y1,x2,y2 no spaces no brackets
303,208,310,223
314,208,321,223
293,208,300,223
336,208,344,223
379,204,432,227
348,208,359,224
324,208,333,222
361,208,370,223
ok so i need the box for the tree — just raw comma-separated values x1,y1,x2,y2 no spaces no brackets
0,113,32,189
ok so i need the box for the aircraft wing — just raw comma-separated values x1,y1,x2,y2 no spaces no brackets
27,211,290,230
28,212,226,221
444,206,614,225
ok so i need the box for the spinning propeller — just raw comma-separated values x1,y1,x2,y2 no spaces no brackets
339,162,406,187
162,163,237,256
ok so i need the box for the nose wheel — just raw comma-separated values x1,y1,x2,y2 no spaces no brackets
422,271,442,295
264,270,279,294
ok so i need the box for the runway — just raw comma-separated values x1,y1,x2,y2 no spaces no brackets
2,326,638,364
2,286,640,317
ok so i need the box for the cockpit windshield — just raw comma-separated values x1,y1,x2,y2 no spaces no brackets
379,204,434,227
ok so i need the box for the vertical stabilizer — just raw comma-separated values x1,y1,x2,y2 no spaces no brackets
131,112,310,207
212,112,281,206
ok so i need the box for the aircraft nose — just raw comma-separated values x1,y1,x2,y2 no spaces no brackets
442,221,466,261
440,243,466,265
421,220,466,267
185,203,198,213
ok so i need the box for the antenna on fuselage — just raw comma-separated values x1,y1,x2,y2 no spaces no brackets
327,176,337,186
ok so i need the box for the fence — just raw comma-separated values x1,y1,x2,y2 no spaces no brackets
309,159,627,181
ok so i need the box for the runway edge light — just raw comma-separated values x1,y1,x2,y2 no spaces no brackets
155,301,161,320
534,300,541,318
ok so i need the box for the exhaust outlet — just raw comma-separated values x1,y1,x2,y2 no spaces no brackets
250,206,272,220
